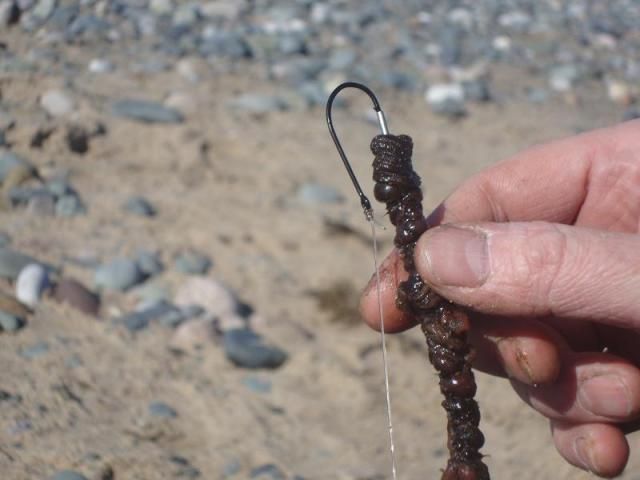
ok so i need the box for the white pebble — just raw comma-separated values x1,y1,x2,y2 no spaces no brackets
16,263,50,308
40,89,75,117
174,277,238,318
88,58,114,73
425,83,465,109
607,79,634,106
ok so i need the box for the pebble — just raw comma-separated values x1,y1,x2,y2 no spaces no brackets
119,299,181,331
0,1,19,27
223,328,288,369
148,401,177,418
66,125,90,154
169,317,215,351
0,310,26,332
134,250,163,276
607,79,634,106
250,464,286,480
88,58,113,73
26,191,56,216
52,277,100,316
15,263,50,308
149,0,173,16
31,0,57,23
40,89,75,117
548,64,581,92
94,257,145,291
0,248,40,281
242,376,272,394
174,249,211,275
49,470,89,480
228,94,289,114
123,196,156,217
297,182,344,205
20,340,50,359
0,232,10,247
56,193,86,216
0,151,34,184
111,99,184,124
174,276,237,317
425,83,467,117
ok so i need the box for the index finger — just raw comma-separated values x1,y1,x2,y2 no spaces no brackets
429,119,640,227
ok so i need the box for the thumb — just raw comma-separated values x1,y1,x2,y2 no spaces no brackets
415,222,640,328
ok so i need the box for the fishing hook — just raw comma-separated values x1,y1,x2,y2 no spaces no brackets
326,82,390,220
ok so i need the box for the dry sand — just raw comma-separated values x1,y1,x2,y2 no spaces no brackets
1,34,639,479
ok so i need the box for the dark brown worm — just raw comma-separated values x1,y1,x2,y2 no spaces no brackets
370,134,490,480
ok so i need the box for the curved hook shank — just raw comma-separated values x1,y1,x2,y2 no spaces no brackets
326,82,390,219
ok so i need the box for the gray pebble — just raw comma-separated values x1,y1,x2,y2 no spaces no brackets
56,194,86,217
49,470,89,480
111,99,184,124
222,460,241,478
250,464,286,480
0,248,40,281
95,257,145,291
228,94,289,114
548,64,582,92
174,250,211,275
242,376,272,394
26,191,56,216
0,151,33,184
135,250,163,276
0,232,10,248
0,310,25,332
297,182,344,205
46,178,74,197
223,328,288,369
462,79,492,103
148,401,177,418
20,341,50,359
123,196,156,217
31,0,57,22
329,48,357,71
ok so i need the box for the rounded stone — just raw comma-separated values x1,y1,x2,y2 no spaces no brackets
15,263,50,308
0,310,26,332
40,89,75,117
174,277,237,317
49,470,88,480
94,258,145,291
52,277,100,316
174,250,211,275
223,328,288,369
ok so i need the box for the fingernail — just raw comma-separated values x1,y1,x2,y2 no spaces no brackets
578,374,631,418
418,226,489,288
496,338,535,384
574,437,597,472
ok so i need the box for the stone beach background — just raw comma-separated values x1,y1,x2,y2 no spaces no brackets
1,1,640,479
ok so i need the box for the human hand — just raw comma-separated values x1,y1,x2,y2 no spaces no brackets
360,120,640,477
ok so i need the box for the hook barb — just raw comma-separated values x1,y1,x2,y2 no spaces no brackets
326,82,390,220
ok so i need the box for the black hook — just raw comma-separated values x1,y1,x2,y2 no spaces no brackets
326,82,390,220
